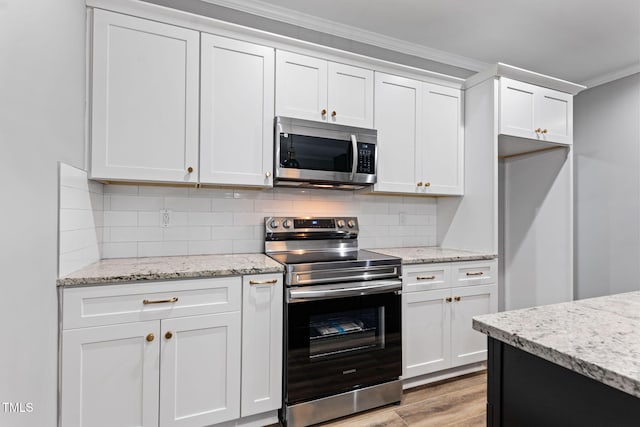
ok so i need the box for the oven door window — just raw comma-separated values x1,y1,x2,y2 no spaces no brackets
309,307,384,359
279,134,353,172
286,292,401,404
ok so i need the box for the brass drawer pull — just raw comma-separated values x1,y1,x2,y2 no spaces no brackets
466,272,484,277
417,275,436,280
143,297,179,305
165,331,173,340
445,297,452,303
454,296,461,302
249,279,278,285
146,333,155,342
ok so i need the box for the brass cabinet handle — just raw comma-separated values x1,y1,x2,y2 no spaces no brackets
535,128,542,133
165,331,173,340
417,182,423,187
143,297,179,305
146,333,155,342
425,182,431,187
187,167,194,173
445,297,452,303
542,129,548,133
321,109,327,116
454,296,461,302
466,272,484,277
331,111,337,117
417,275,436,280
249,279,278,285
265,171,272,178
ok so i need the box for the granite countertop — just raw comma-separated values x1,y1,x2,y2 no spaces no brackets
57,253,284,287
473,291,640,398
369,246,497,264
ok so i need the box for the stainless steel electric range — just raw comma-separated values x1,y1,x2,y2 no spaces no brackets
264,216,403,427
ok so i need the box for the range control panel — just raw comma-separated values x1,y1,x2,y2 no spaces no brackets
265,216,359,234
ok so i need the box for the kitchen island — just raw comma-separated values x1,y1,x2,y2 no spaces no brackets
473,291,640,426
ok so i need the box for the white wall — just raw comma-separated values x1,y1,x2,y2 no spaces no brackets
100,184,437,259
574,73,640,299
0,1,86,425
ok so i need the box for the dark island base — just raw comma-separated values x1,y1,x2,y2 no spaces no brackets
487,337,640,427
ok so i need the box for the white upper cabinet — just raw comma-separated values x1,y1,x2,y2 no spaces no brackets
91,10,199,183
421,84,464,195
373,73,422,194
500,77,572,145
200,34,275,187
276,50,374,127
374,73,463,195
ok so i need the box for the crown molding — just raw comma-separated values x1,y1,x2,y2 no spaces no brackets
201,0,489,73
581,63,640,89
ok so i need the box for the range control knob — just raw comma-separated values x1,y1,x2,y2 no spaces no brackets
269,220,280,229
283,219,293,229
347,219,356,228
336,219,345,228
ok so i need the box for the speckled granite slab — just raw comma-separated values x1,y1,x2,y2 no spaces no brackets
369,246,497,265
473,291,640,398
57,254,284,287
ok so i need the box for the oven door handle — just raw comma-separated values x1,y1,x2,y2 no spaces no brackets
287,280,401,302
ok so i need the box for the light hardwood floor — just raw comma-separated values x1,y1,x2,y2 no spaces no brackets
278,371,487,427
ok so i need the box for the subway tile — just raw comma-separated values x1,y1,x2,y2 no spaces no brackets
110,195,163,211
187,212,233,226
211,198,253,212
233,212,265,226
164,197,211,212
403,236,430,246
163,226,211,241
375,236,403,248
139,185,189,197
254,199,292,212
375,214,400,226
88,180,104,195
188,240,233,255
104,211,138,227
59,163,89,191
232,239,263,254
60,186,92,210
102,242,138,259
273,187,311,201
212,225,254,240
189,187,235,199
104,184,139,195
138,241,188,257
59,228,100,254
59,245,100,277
108,227,163,243
231,189,274,200
59,209,97,231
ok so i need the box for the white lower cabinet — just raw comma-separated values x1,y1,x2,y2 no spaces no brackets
60,274,282,427
402,261,497,380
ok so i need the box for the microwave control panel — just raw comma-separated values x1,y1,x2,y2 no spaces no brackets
356,143,375,174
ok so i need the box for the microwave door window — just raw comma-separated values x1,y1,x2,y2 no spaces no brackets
279,134,353,172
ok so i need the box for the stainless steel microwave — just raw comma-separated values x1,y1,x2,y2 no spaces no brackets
274,116,377,190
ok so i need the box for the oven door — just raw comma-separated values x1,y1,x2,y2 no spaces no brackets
285,280,401,405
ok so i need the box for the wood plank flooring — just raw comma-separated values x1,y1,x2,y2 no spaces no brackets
277,371,487,427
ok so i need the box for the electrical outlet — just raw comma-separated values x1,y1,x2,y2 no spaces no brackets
160,210,172,227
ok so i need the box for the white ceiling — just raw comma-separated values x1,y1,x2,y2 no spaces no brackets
204,0,640,86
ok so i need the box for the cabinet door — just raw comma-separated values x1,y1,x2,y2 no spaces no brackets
61,321,160,427
327,62,374,128
450,284,497,367
403,289,451,378
241,274,283,416
499,77,537,140
91,9,199,183
421,84,463,195
159,312,241,427
276,51,328,122
373,72,423,193
537,87,572,144
200,34,274,187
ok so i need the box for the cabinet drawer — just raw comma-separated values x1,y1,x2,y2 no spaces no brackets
403,264,450,292
452,261,496,287
63,277,241,329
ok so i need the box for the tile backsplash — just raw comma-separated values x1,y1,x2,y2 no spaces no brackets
58,164,104,276
101,184,437,258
